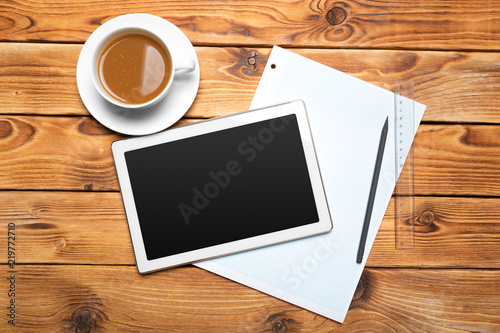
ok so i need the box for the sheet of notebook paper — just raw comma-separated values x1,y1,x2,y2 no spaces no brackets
195,46,426,323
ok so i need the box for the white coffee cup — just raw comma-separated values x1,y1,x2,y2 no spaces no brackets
90,27,195,109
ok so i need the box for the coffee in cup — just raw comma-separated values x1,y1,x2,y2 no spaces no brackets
90,27,195,109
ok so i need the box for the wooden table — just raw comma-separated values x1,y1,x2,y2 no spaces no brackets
1,1,500,331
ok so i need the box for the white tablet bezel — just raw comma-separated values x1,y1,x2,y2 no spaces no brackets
112,100,332,273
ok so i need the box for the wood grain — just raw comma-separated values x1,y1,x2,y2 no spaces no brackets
0,116,122,191
0,0,499,51
0,191,134,265
0,116,197,191
1,191,499,268
415,124,500,196
0,116,499,195
1,44,500,124
372,196,500,268
1,265,498,331
0,0,498,330
0,43,85,115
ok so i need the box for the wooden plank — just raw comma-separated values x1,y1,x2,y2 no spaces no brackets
0,116,122,191
1,116,499,195
1,191,135,265
0,116,197,191
414,124,500,196
1,192,499,268
1,265,498,331
348,268,500,332
371,196,500,268
0,43,85,116
1,44,500,124
0,0,499,51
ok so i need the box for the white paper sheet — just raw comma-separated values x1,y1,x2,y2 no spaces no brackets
196,46,426,323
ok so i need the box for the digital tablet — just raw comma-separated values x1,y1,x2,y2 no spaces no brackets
112,100,332,273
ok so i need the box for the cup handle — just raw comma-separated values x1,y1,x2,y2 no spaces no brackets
175,59,196,75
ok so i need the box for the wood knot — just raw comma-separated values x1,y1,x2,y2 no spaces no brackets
0,120,13,139
246,50,259,71
57,239,67,251
272,319,286,333
418,210,435,226
24,208,42,219
326,7,347,26
70,307,105,332
266,311,299,332
0,118,36,152
78,117,114,136
228,49,263,77
84,183,94,191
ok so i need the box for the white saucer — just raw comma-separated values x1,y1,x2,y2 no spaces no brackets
76,14,200,136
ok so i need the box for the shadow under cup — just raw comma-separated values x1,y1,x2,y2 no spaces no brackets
90,28,176,109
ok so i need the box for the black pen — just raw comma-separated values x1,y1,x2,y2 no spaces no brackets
357,116,389,264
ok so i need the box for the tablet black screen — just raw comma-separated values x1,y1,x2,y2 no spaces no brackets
125,115,319,260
